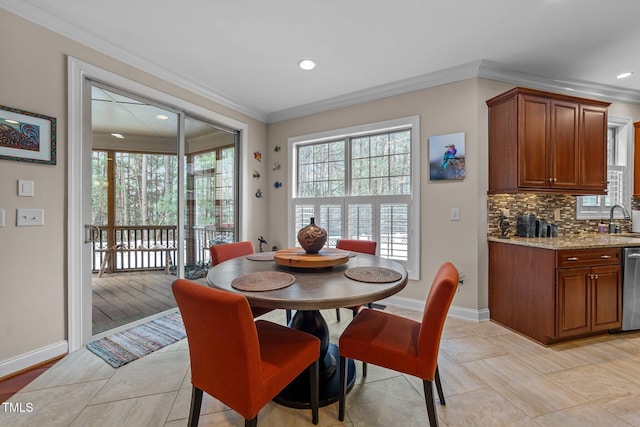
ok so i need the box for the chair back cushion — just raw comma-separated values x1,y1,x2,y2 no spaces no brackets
171,279,263,414
417,262,459,376
210,241,254,266
336,239,377,255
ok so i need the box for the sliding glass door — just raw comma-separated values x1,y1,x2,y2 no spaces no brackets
88,82,239,335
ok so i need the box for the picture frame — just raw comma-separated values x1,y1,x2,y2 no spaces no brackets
428,132,465,180
0,104,57,165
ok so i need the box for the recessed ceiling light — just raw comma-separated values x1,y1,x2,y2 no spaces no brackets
156,114,169,120
617,72,633,79
298,59,316,71
111,133,125,139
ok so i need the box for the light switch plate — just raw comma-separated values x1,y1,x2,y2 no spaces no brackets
18,180,34,197
451,207,460,221
16,208,44,226
0,209,4,227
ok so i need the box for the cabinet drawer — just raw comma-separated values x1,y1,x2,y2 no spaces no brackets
557,248,621,268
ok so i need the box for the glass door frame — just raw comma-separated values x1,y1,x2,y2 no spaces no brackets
68,57,248,351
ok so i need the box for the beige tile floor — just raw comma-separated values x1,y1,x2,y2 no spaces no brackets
3,306,640,426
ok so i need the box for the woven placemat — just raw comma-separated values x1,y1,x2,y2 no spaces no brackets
345,267,402,283
246,252,275,261
232,271,295,291
322,248,357,257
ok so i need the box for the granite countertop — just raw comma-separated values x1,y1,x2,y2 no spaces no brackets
488,233,640,250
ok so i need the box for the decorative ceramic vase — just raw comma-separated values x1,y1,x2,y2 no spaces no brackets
297,217,327,254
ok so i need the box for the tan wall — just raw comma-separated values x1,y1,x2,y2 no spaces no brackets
0,10,268,363
267,78,504,311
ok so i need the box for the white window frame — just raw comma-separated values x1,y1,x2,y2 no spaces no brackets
287,116,420,280
577,115,634,220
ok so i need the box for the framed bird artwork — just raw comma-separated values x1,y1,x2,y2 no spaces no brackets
428,132,465,181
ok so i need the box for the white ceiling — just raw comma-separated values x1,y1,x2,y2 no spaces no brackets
3,0,640,123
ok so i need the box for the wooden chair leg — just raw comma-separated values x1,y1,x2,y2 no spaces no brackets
286,309,292,324
338,355,347,421
423,379,439,427
245,416,257,427
188,385,203,427
362,361,367,377
336,308,341,321
434,365,445,405
309,359,319,424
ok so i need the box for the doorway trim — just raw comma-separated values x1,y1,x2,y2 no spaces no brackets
67,57,249,352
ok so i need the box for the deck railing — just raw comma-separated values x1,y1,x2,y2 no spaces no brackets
92,225,235,273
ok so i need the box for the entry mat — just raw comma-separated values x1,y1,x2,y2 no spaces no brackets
87,312,185,368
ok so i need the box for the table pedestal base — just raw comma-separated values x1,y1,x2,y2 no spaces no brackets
274,310,356,408
274,344,355,408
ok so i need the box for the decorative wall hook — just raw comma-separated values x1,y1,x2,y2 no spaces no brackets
274,181,282,189
255,189,263,198
253,151,262,161
253,170,261,179
274,146,281,152
272,162,281,171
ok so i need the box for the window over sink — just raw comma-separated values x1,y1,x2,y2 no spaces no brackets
577,116,634,219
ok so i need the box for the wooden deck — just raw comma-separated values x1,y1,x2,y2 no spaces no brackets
92,271,207,335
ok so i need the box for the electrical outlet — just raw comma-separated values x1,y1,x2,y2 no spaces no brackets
16,208,44,226
451,207,460,221
0,208,4,227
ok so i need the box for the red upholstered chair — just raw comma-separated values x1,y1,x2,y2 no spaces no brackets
335,239,377,321
172,279,320,427
209,241,256,266
209,241,273,318
338,262,459,427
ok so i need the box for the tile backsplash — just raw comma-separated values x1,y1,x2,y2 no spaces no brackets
487,193,634,237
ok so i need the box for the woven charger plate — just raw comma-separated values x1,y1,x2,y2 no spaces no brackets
246,252,275,261
344,267,402,283
232,271,295,292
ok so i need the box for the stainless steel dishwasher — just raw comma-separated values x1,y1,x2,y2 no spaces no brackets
622,247,640,331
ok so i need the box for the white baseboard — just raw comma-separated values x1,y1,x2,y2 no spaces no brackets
0,341,68,379
381,296,490,322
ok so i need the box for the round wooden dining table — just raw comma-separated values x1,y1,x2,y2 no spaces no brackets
206,248,408,408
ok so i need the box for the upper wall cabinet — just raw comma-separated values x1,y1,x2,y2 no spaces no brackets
633,122,640,197
487,87,610,195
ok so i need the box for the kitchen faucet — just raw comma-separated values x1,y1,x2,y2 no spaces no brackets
609,204,631,233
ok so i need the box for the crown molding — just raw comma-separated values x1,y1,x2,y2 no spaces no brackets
269,59,640,123
267,61,484,123
1,1,268,122
477,60,640,106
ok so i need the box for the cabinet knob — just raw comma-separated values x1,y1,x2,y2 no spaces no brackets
594,274,599,279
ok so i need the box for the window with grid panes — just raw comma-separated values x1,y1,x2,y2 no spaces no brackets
289,117,420,278
577,116,633,219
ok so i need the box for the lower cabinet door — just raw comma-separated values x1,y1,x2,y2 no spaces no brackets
557,267,591,338
591,264,622,331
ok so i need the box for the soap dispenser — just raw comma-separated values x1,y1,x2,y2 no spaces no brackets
598,221,607,233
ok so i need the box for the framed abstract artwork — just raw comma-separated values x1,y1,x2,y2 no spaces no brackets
0,105,57,165
429,132,465,180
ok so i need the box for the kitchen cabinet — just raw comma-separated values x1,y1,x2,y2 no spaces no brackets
633,122,640,197
556,249,621,338
487,87,610,195
489,242,621,344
